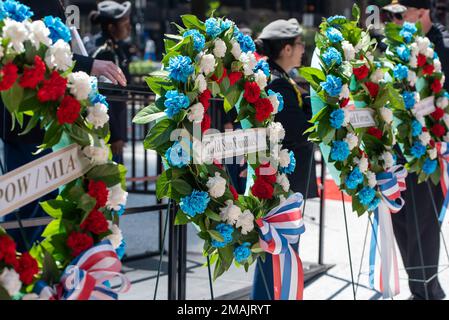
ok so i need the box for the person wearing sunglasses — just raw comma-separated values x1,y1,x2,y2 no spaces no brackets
383,0,449,300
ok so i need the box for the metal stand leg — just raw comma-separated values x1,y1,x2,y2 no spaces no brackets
168,202,178,300
341,192,356,300
177,224,187,300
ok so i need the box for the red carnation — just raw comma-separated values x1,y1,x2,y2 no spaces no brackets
211,69,228,84
37,71,67,102
431,107,445,121
81,209,109,235
365,82,379,98
251,178,274,200
340,98,350,108
15,252,38,285
353,65,369,80
254,97,273,122
19,56,46,89
417,54,427,67
422,127,428,132
0,235,17,267
243,82,261,104
423,64,435,76
88,180,109,209
229,184,239,201
256,163,276,184
213,160,224,170
367,127,383,140
228,72,243,86
66,232,94,257
430,139,436,148
199,89,212,110
0,63,18,91
431,123,446,137
57,95,81,125
201,113,211,133
431,79,443,93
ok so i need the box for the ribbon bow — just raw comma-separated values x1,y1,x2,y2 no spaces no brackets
35,240,130,300
369,165,407,299
256,193,305,300
436,142,449,223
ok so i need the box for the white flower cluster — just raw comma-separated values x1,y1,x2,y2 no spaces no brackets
0,268,22,297
206,172,227,198
83,140,110,165
219,200,254,235
239,52,257,76
267,122,285,143
107,184,128,211
380,151,395,170
187,102,205,123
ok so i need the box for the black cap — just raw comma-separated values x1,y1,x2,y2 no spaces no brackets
383,0,431,12
98,1,131,20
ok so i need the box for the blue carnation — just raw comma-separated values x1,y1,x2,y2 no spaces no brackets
183,29,206,52
327,15,347,23
164,90,190,118
329,109,345,129
205,18,222,38
268,89,284,112
322,47,342,67
434,51,439,60
212,223,234,248
233,26,243,42
180,190,210,217
345,167,364,190
368,197,381,212
239,34,256,53
396,44,410,62
3,0,33,22
402,91,416,110
167,55,194,83
234,242,251,263
400,22,417,43
410,141,426,158
331,140,350,162
90,93,109,108
326,27,344,43
221,19,232,32
115,240,126,260
358,187,376,206
423,158,437,175
393,64,409,80
254,60,271,77
411,120,422,137
280,151,296,174
113,205,125,218
44,16,71,43
165,140,191,168
321,75,343,97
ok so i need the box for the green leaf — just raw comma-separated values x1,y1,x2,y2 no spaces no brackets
42,219,61,238
145,72,173,96
352,3,361,22
208,230,224,242
213,257,226,280
86,164,121,187
133,103,165,124
77,193,97,214
181,14,206,31
175,209,190,225
68,123,91,147
0,286,11,300
156,170,172,200
143,118,177,152
40,121,63,150
40,247,61,284
19,112,40,136
171,179,193,196
205,208,221,222
1,82,24,114
40,199,75,219
298,67,325,90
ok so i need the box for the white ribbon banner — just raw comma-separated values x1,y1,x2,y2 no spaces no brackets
413,96,435,117
0,144,92,217
349,109,376,128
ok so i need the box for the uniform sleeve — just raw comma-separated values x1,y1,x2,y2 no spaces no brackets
73,54,94,74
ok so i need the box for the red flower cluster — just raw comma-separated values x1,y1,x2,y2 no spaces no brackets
431,107,445,121
353,65,369,80
57,95,81,124
19,56,46,89
88,180,109,209
201,113,211,133
0,235,18,267
243,82,261,104
417,54,427,67
199,89,212,110
228,72,243,86
367,127,383,140
0,63,18,91
423,64,435,76
254,97,273,122
15,252,38,285
211,69,228,84
431,123,446,137
365,82,379,98
66,231,94,257
251,163,276,200
81,209,109,235
37,71,67,102
340,98,350,108
255,163,276,184
431,79,443,94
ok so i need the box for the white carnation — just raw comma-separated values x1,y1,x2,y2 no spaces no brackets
434,59,442,73
380,151,394,170
26,20,51,49
199,53,216,75
409,55,418,68
342,40,356,61
410,43,419,56
279,149,291,168
366,171,377,188
419,131,431,145
268,94,280,114
0,268,22,297
344,133,358,150
370,69,384,84
436,97,448,109
206,172,227,198
416,115,426,126
339,84,350,100
354,156,369,173
83,142,109,165
187,102,205,123
195,74,208,93
408,70,417,87
87,103,109,129
231,39,242,60
443,114,449,129
219,200,242,225
425,47,434,59
3,19,28,53
236,210,255,235
45,39,73,71
380,107,393,124
254,70,267,90
107,184,128,211
267,122,285,143
68,72,92,101
213,39,227,58
239,52,257,76
416,36,430,54
276,174,290,192
105,222,123,249
428,148,437,160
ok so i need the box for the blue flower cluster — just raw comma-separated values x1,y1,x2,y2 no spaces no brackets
165,140,191,168
205,18,222,38
393,64,409,80
326,27,344,43
212,223,234,248
164,90,190,118
113,205,125,218
1,0,33,22
254,60,270,77
321,75,343,97
400,22,417,43
183,29,206,52
402,91,416,110
368,197,381,211
88,77,109,108
233,242,251,263
268,89,284,112
410,141,426,158
221,19,232,32
396,44,410,62
234,27,256,53
280,151,296,174
180,190,210,217
423,158,437,175
167,55,194,83
358,186,376,206
322,47,342,67
44,16,72,43
330,140,350,162
411,120,422,137
345,167,364,190
327,15,347,23
329,109,345,129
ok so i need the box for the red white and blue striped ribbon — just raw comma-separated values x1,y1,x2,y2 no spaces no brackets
436,142,449,223
34,240,130,300
369,165,407,299
256,193,305,300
